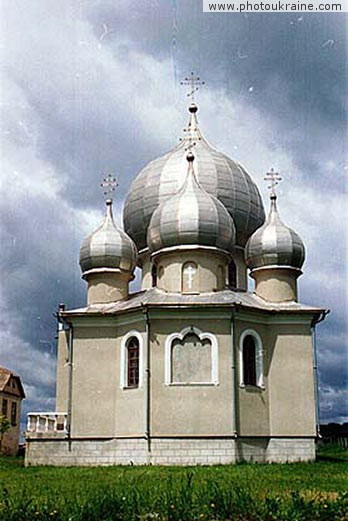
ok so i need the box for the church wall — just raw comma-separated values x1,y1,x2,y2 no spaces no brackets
149,316,234,436
267,323,316,436
71,327,116,437
113,320,146,437
235,319,270,436
68,318,147,438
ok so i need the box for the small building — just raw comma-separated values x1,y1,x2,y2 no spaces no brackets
25,102,327,466
0,366,25,455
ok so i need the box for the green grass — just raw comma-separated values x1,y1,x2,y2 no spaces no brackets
0,456,347,520
317,443,348,462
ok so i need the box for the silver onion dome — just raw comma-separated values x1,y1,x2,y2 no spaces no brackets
123,103,265,252
80,199,137,275
147,152,236,255
245,193,305,270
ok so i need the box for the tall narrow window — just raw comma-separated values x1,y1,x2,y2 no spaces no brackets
127,337,139,387
182,262,198,293
228,260,237,289
151,264,157,287
121,332,143,389
10,402,17,426
243,335,256,385
2,398,8,418
239,330,264,388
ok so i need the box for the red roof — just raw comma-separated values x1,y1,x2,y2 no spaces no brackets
0,366,25,398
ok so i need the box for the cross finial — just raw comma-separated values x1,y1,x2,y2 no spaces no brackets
180,72,205,102
264,168,282,197
100,173,118,200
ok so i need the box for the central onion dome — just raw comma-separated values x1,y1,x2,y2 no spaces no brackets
80,199,137,276
123,103,265,252
245,193,305,271
148,152,236,255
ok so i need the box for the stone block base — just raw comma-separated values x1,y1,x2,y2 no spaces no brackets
237,437,316,463
25,436,315,466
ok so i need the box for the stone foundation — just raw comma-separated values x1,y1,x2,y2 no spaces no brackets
237,437,316,463
25,435,315,466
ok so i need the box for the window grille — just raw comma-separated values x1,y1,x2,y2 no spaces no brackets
127,337,140,387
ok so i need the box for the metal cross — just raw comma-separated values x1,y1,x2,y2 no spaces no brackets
264,168,282,195
180,72,205,102
100,174,118,198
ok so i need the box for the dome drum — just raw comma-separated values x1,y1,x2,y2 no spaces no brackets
153,248,230,294
250,266,302,303
85,270,133,305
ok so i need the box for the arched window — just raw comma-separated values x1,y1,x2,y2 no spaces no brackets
127,337,139,387
182,262,198,293
243,335,256,385
165,327,218,385
120,332,143,389
239,330,264,388
228,260,237,289
151,264,157,287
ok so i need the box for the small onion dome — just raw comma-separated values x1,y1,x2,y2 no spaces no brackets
80,199,137,275
123,103,264,251
147,153,236,255
245,194,305,270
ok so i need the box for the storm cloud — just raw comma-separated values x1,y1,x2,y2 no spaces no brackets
0,1,346,428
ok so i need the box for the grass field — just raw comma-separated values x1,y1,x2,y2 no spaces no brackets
0,455,347,521
317,443,348,462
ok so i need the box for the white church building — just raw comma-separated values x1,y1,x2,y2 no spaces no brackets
25,100,327,466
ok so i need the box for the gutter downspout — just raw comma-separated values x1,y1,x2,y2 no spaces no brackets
142,304,151,460
57,305,73,450
66,321,74,448
231,307,238,438
311,310,330,438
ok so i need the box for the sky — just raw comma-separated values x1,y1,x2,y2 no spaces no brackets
0,0,347,433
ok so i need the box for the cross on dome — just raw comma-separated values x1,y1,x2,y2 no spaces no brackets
180,72,205,152
264,168,282,197
100,174,118,200
180,72,205,102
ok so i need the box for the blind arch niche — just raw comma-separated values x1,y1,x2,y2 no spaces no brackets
165,327,218,385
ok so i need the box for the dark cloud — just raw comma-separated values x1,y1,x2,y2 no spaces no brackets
0,1,346,427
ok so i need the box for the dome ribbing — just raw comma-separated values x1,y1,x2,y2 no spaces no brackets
123,104,265,251
147,153,236,255
245,194,305,271
80,199,137,275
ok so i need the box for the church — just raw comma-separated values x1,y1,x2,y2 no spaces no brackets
25,97,328,466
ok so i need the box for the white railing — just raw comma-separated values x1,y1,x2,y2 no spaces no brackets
27,412,68,433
